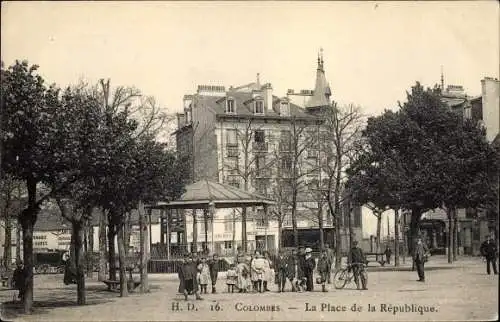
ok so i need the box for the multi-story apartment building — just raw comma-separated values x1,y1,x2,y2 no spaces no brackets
174,55,363,254
419,77,500,255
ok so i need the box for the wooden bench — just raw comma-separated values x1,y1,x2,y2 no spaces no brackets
365,253,386,266
103,279,141,292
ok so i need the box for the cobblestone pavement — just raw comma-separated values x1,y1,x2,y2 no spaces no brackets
0,256,498,321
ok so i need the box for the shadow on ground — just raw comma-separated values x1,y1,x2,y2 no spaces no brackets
365,266,455,272
0,283,162,321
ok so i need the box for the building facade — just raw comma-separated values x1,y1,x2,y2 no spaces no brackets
174,55,363,254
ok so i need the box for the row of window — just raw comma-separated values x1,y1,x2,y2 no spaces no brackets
34,241,48,247
225,99,290,116
33,235,47,240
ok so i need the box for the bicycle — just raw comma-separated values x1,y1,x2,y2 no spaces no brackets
333,262,368,290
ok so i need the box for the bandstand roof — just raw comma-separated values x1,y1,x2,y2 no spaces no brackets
147,179,274,210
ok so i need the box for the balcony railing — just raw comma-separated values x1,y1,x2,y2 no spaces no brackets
252,142,268,152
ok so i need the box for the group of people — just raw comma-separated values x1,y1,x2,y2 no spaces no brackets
177,253,220,300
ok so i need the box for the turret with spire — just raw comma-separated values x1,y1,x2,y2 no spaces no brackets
306,48,332,111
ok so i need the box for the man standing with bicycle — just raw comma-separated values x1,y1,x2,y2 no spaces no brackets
348,240,368,290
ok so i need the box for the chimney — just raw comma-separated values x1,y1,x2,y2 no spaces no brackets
197,85,226,96
176,113,186,128
264,83,273,111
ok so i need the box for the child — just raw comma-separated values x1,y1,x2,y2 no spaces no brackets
226,264,237,293
208,254,220,294
251,253,266,293
197,257,211,294
317,250,330,292
236,258,249,293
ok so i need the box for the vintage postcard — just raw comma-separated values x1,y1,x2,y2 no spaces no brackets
0,1,498,321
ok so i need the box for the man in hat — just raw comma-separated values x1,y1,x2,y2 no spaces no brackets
413,236,429,282
348,240,368,290
480,235,498,275
303,247,316,292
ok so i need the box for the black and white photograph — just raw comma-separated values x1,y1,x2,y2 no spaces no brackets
0,1,499,321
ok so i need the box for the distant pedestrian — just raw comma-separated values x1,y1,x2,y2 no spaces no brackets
413,237,429,282
208,254,220,293
13,260,26,301
304,248,316,292
480,235,498,275
317,250,330,292
226,264,237,293
384,246,392,265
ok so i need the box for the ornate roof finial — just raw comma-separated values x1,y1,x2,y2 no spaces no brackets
317,48,324,70
256,73,261,87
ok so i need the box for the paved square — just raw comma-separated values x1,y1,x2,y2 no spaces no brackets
1,256,498,321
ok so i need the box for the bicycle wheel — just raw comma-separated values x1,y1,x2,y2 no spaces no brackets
333,269,348,289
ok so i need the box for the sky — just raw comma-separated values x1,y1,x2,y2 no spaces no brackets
1,1,498,118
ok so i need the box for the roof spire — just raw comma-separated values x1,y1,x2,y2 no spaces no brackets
256,73,261,88
440,65,445,91
317,48,324,71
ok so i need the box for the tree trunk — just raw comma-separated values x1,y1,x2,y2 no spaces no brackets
394,208,400,267
116,221,128,297
318,208,324,251
98,209,107,282
3,216,12,267
348,205,354,250
124,213,132,255
277,219,283,252
138,201,149,293
409,208,421,257
232,209,236,256
203,209,208,253
72,221,86,305
447,208,454,264
16,221,22,263
21,178,38,314
402,211,407,264
107,221,117,281
88,225,94,278
192,209,197,253
291,192,298,247
376,212,382,253
241,208,247,253
453,211,458,261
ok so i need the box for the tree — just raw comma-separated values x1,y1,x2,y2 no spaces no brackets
223,119,274,252
322,103,364,268
347,82,498,261
1,61,89,312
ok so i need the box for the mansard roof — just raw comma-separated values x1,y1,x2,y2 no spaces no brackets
193,91,318,121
